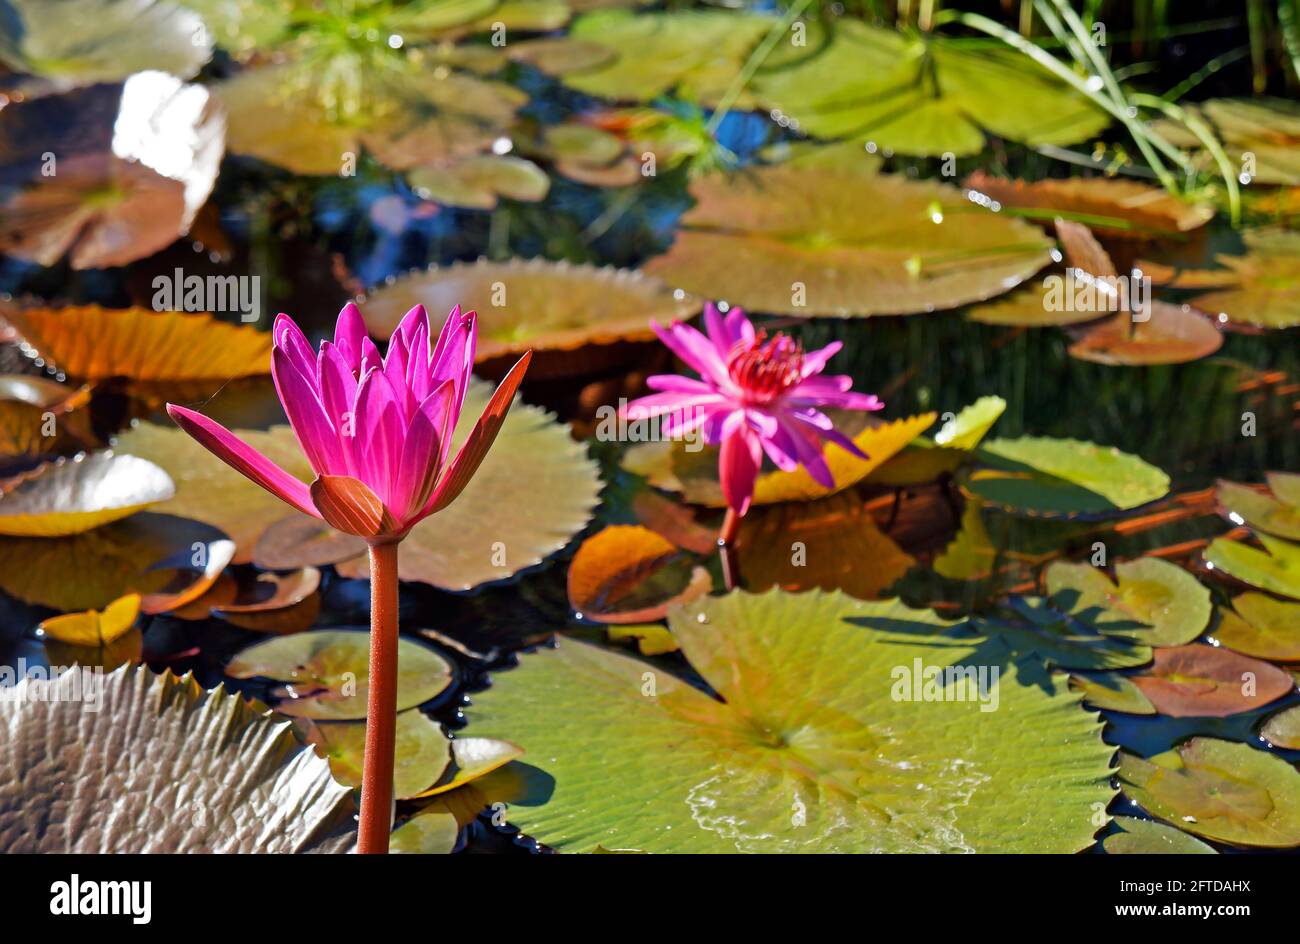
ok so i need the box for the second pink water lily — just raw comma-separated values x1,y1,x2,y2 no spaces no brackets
168,302,530,541
622,303,883,514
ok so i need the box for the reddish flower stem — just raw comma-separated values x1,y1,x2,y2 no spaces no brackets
358,539,400,854
717,508,741,592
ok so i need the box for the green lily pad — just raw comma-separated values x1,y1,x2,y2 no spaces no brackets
1045,558,1211,647
967,436,1170,518
1217,477,1300,541
1129,644,1293,718
358,259,699,377
1169,229,1300,329
225,629,453,721
1212,593,1300,660
555,9,774,106
1103,816,1217,854
217,58,526,175
1119,738,1300,848
965,281,1104,327
643,164,1053,317
1205,533,1300,600
390,805,460,854
467,589,1116,853
0,0,211,87
1261,705,1300,749
407,155,550,210
0,665,353,852
1069,673,1157,715
754,20,1109,157
933,396,1007,450
302,710,450,800
980,596,1153,671
410,737,524,798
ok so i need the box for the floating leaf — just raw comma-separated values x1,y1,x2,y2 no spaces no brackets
1129,644,1293,718
389,805,460,854
507,36,616,74
225,629,453,721
303,709,450,800
409,737,524,799
644,165,1053,317
554,9,774,106
217,58,525,175
933,396,1007,450
1044,558,1211,647
566,525,711,624
1119,738,1300,848
211,566,322,634
252,514,367,570
467,589,1116,853
965,281,1101,327
37,593,140,646
1069,673,1156,715
980,596,1153,670
0,375,94,460
1181,228,1300,329
139,536,236,615
1261,705,1300,749
0,0,211,86
359,259,699,377
1068,302,1223,367
1159,99,1300,186
967,436,1170,518
0,74,224,268
623,412,936,508
112,422,309,560
407,155,550,210
963,172,1214,237
1212,593,1300,661
0,452,174,537
0,305,271,383
0,512,226,611
1205,533,1300,600
754,20,1109,157
1217,477,1300,541
1103,816,1216,854
0,665,353,852
736,491,915,600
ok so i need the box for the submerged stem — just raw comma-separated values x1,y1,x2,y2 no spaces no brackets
358,539,400,854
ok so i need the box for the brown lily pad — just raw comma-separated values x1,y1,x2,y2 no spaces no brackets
567,524,711,624
1129,644,1293,717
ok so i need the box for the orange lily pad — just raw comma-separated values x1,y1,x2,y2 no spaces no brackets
1129,644,1293,717
567,524,711,624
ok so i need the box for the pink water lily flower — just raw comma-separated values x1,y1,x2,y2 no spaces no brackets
167,302,530,541
623,303,882,515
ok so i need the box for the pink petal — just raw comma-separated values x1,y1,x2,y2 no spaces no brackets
718,419,762,515
273,313,317,383
334,302,368,372
391,380,455,523
652,321,732,388
272,347,347,476
405,320,431,403
799,341,843,378
644,374,722,395
166,404,319,519
776,414,835,486
621,390,728,421
430,306,476,417
393,304,429,348
317,342,360,471
353,366,405,505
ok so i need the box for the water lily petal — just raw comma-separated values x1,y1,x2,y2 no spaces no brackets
353,366,405,506
425,351,531,516
166,404,319,519
334,302,368,372
652,320,731,388
272,347,346,476
310,474,392,538
391,380,455,524
799,341,843,378
317,342,360,476
430,306,476,417
718,418,762,515
273,313,317,384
